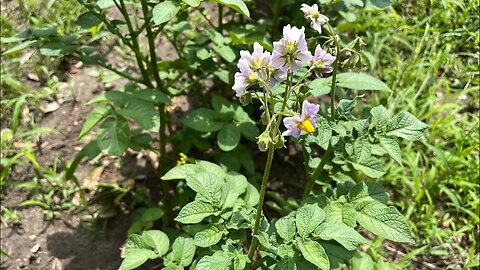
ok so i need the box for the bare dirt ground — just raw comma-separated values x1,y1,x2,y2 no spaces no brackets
0,66,133,270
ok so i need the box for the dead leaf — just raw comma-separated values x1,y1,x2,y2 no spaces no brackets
41,102,60,113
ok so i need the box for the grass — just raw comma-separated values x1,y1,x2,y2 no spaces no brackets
346,0,479,267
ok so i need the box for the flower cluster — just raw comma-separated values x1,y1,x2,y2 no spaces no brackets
233,3,335,138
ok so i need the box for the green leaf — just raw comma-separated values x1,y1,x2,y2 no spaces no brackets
355,201,415,244
212,95,235,115
161,164,201,180
275,216,296,242
182,0,201,7
97,117,131,156
212,44,236,62
353,138,372,162
324,202,356,227
349,182,390,208
244,183,259,207
186,172,223,205
182,108,223,132
2,40,37,55
385,112,427,141
153,1,181,25
225,172,248,195
321,241,355,268
379,137,402,165
77,12,102,29
196,251,233,270
31,27,57,37
309,77,331,97
297,239,330,270
295,203,325,238
217,123,241,151
313,222,367,251
350,156,385,178
79,105,112,139
197,160,226,179
175,201,220,224
211,0,250,17
119,248,157,270
133,88,171,104
351,252,374,270
142,230,170,256
370,105,390,131
171,236,196,266
194,225,224,247
336,73,391,91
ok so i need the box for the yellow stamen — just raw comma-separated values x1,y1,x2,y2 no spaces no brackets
297,117,315,134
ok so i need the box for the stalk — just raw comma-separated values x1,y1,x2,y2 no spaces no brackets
140,0,171,222
247,144,275,261
302,24,340,197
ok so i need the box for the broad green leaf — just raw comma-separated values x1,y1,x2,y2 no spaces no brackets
186,172,223,205
2,40,37,55
175,201,220,224
211,0,250,17
79,105,112,139
313,222,367,251
119,248,157,270
97,117,131,156
217,123,241,151
196,160,226,179
370,105,390,131
133,88,170,104
336,73,391,91
194,225,224,247
196,251,232,270
295,203,325,238
324,201,356,227
385,112,427,141
39,43,77,56
364,0,393,10
275,216,296,242
111,95,160,132
171,236,196,266
161,164,201,180
349,182,389,208
353,138,372,162
309,77,331,97
350,156,385,178
212,95,235,115
182,0,201,7
182,108,223,132
77,12,102,29
321,241,355,269
297,239,330,270
313,115,332,149
142,230,170,256
355,201,415,244
31,27,57,37
212,44,236,62
153,1,181,25
243,183,259,207
379,137,402,165
225,172,248,195
351,252,374,270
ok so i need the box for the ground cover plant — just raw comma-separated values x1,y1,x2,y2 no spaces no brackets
1,0,478,269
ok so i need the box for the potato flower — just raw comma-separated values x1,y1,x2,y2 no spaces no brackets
233,42,271,97
309,45,336,77
282,100,320,137
270,24,312,73
300,3,329,34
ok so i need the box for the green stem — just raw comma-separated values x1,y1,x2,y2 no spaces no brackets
302,143,333,199
96,61,146,85
302,24,340,198
116,0,152,87
247,144,275,262
140,0,171,223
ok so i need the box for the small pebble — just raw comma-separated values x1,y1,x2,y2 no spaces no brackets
30,243,40,253
28,235,37,241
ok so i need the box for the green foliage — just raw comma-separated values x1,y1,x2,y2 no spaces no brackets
182,95,259,152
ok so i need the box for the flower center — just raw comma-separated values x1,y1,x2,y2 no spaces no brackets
296,117,315,134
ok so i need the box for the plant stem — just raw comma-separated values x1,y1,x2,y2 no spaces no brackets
116,0,151,87
302,24,340,198
302,143,333,198
247,144,275,262
218,4,223,33
140,0,171,223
